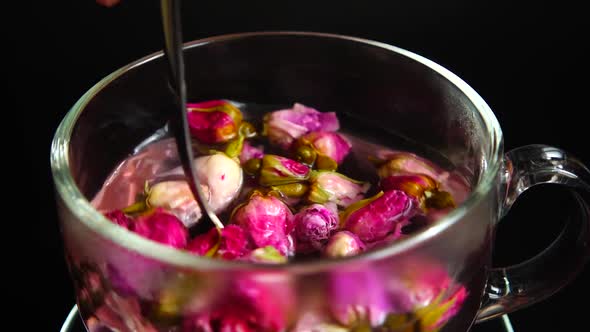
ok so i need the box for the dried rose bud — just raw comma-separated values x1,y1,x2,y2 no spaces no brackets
146,180,204,228
184,275,294,332
245,246,288,264
383,261,468,330
329,268,390,327
373,152,441,180
186,227,221,257
294,204,339,253
104,210,134,230
381,174,455,211
187,225,253,260
224,122,258,159
323,231,366,258
133,208,188,248
94,293,159,332
231,192,295,256
217,224,254,260
380,174,437,198
187,100,243,144
295,131,352,165
429,287,468,329
271,182,310,199
263,103,339,149
239,141,264,165
149,153,243,227
341,190,415,242
307,171,370,208
259,154,310,187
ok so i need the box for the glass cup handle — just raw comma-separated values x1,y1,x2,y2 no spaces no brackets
476,144,590,322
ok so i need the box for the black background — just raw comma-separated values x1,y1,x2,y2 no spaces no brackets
11,0,590,330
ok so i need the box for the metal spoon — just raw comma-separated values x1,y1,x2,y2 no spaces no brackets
159,0,224,229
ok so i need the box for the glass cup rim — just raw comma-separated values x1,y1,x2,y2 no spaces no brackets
51,31,503,273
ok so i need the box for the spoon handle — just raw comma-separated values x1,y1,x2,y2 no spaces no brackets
160,0,224,229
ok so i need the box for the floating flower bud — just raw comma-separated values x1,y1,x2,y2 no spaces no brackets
381,174,455,211
294,204,339,253
187,100,243,144
245,246,288,264
380,174,437,198
184,276,293,332
373,152,441,180
296,131,352,164
231,192,295,256
187,225,253,260
186,227,221,257
93,293,159,332
224,121,258,159
271,182,310,199
263,103,339,149
425,190,456,210
307,171,370,208
239,141,264,165
428,287,468,329
259,154,310,187
133,208,188,248
150,153,243,227
294,144,317,165
329,268,390,327
217,225,254,260
147,180,204,228
243,158,262,176
382,261,468,331
323,231,366,258
104,210,134,230
341,190,414,242
314,154,339,171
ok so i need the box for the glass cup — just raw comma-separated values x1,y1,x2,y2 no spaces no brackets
51,32,590,332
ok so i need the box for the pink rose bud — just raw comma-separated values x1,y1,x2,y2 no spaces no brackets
263,103,339,149
307,171,370,208
373,152,442,180
104,210,134,230
231,192,295,256
149,154,243,227
296,131,352,164
184,276,293,332
323,231,366,258
383,261,468,330
341,190,415,243
239,141,265,165
329,268,391,327
245,246,288,264
294,204,339,253
431,286,468,329
186,227,221,256
183,312,255,332
381,174,455,211
187,225,253,260
217,224,254,260
132,208,188,248
187,100,243,144
259,154,310,187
